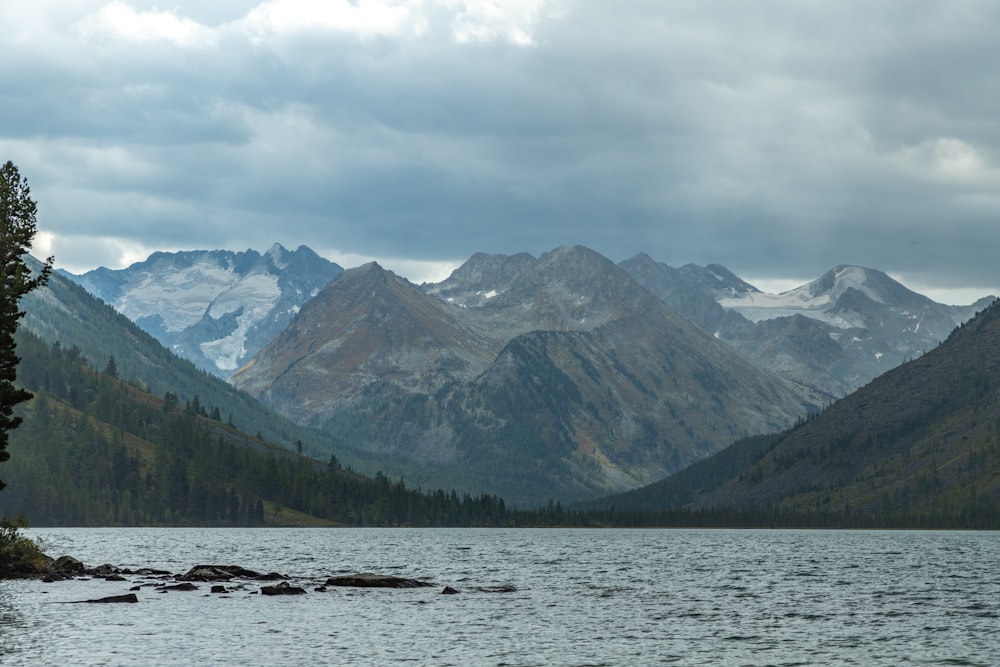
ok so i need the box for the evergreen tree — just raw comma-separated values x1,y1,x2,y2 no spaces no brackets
0,161,52,490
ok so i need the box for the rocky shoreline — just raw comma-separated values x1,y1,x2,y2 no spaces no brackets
12,553,509,603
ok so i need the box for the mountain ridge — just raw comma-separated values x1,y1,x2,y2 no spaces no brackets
65,244,342,377
620,254,992,402
235,245,810,504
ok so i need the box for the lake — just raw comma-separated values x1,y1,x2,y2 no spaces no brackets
1,528,998,666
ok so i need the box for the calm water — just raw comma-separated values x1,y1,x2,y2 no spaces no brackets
1,528,998,666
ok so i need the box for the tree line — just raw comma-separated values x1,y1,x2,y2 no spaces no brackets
1,329,522,526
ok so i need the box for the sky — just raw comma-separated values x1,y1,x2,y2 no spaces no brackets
2,1,999,304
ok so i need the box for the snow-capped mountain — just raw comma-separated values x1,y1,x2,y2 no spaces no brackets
234,246,807,504
622,256,995,401
720,265,953,329
66,244,342,377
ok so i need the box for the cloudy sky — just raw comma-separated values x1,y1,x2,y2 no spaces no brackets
3,1,998,302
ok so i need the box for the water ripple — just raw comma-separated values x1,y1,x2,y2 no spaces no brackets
2,528,998,666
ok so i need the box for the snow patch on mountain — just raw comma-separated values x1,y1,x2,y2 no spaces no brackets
67,245,342,377
721,266,894,327
207,273,281,319
117,263,240,332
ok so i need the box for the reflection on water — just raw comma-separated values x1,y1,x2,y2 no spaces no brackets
0,528,997,666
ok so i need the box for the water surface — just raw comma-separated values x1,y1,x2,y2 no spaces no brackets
2,528,997,666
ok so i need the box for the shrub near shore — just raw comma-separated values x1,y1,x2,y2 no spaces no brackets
0,516,48,577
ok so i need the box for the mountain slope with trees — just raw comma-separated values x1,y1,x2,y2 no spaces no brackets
0,329,514,527
591,299,1000,526
20,259,373,469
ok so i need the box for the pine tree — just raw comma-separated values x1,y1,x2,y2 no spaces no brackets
0,161,53,490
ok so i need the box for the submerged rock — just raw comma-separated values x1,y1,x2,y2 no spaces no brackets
159,582,199,592
325,573,434,589
125,568,172,576
89,564,121,577
472,584,518,593
178,565,286,582
72,594,139,604
261,582,306,596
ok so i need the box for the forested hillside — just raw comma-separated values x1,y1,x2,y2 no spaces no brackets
588,300,1000,528
0,330,512,527
22,258,389,475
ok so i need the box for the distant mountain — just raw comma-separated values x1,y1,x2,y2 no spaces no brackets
621,255,993,401
235,246,809,504
234,261,497,423
64,244,342,377
21,256,365,471
591,298,1000,524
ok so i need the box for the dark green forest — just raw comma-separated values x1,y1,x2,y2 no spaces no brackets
0,330,518,527
4,328,999,530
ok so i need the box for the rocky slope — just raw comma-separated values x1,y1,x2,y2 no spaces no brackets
235,246,809,504
621,254,992,401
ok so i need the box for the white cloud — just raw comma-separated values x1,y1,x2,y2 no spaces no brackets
31,231,55,260
6,1,1000,296
444,0,561,46
315,246,460,284
238,0,426,42
892,137,993,184
926,138,988,180
43,233,183,273
892,281,997,307
76,1,217,48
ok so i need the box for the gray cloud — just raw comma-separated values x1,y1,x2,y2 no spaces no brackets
2,0,998,301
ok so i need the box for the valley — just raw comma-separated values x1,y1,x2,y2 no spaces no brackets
21,242,994,518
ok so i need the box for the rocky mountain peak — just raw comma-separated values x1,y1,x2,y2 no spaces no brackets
66,245,342,377
425,252,536,307
808,265,918,306
236,244,808,503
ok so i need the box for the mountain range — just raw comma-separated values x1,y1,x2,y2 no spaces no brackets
620,255,991,401
65,244,342,377
56,243,995,506
234,246,809,503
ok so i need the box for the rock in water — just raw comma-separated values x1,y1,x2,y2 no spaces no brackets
261,582,306,596
325,573,434,589
159,583,199,592
72,594,139,604
50,555,85,576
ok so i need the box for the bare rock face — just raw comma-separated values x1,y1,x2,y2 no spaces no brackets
233,262,496,423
